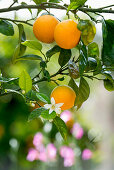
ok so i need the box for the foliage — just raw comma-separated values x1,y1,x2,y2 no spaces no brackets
0,0,114,142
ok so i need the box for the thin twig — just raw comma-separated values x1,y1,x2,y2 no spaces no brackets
0,17,33,26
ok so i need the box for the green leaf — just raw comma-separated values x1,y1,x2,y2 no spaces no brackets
75,77,90,109
53,116,67,140
26,90,38,101
33,0,47,4
58,49,71,67
93,58,102,76
85,57,97,71
104,79,114,92
0,77,18,83
16,54,43,61
102,20,114,67
68,60,79,79
36,93,50,103
0,20,14,36
41,110,56,120
88,42,99,58
40,61,47,68
5,89,25,99
21,2,32,14
68,78,79,96
101,70,113,81
28,107,46,122
49,0,61,3
13,24,26,62
68,0,87,12
22,40,42,51
58,77,65,81
77,20,96,45
43,70,50,81
79,42,88,75
19,70,32,93
46,45,61,58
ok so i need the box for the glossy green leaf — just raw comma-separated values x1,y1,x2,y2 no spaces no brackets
85,57,97,71
0,77,18,83
0,20,14,36
104,79,114,92
68,78,79,96
88,42,99,58
41,110,56,120
53,116,67,140
68,0,87,12
16,54,42,61
19,70,32,93
101,70,113,81
36,93,50,103
79,42,88,75
75,77,90,109
28,107,46,122
5,89,25,99
46,45,61,58
58,49,71,67
77,20,96,45
22,40,42,51
102,20,114,66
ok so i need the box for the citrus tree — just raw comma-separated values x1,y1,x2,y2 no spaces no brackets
0,0,114,141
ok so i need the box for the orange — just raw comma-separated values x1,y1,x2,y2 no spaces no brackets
33,15,59,43
51,85,76,110
54,19,81,49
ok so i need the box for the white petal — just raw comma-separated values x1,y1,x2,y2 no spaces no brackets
49,108,53,114
51,97,55,105
44,104,51,109
56,103,64,108
55,107,61,114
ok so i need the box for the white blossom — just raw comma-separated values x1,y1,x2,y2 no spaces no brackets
44,97,63,115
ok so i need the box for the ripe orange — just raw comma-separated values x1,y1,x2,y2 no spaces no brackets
54,19,81,49
51,85,76,110
33,15,59,43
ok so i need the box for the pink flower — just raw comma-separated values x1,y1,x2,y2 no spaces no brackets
82,149,92,160
47,143,57,161
60,146,75,167
64,157,75,167
33,132,43,147
27,148,38,162
71,123,84,139
38,149,47,162
60,111,72,123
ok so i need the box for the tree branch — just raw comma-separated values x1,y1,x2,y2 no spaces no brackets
0,4,114,14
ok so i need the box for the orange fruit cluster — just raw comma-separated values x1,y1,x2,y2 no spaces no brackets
33,15,81,49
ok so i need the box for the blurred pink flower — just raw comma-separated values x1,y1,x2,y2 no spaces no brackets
38,149,47,162
64,157,75,167
47,143,57,161
27,148,38,162
33,132,43,147
60,146,75,167
82,149,92,160
60,110,72,123
71,123,84,139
